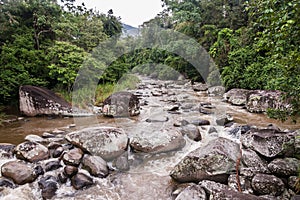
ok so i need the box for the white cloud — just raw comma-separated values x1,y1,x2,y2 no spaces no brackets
76,0,164,27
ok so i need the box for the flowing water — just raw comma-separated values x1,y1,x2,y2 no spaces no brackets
0,76,299,199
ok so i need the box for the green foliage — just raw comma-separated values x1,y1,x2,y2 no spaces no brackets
47,41,87,92
95,74,140,105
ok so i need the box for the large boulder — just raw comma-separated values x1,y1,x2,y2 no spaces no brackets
170,137,240,183
1,161,38,185
19,85,72,117
241,129,295,158
65,127,128,161
224,88,250,106
102,91,140,117
130,129,186,154
246,90,289,113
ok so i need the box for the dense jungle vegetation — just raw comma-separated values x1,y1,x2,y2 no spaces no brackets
0,0,299,121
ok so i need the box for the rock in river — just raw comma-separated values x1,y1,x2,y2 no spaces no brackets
19,85,72,117
170,137,240,183
1,161,38,185
241,128,295,158
102,91,140,117
130,129,186,154
14,141,49,162
65,127,129,161
82,154,109,178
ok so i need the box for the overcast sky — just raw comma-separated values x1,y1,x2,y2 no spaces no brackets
75,0,164,27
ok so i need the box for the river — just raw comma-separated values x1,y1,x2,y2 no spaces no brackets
0,76,299,199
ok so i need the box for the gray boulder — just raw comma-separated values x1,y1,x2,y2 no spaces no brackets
130,129,186,154
241,149,270,175
71,172,94,190
14,141,49,162
267,158,299,176
175,185,207,200
102,91,140,117
251,174,285,196
246,90,289,113
180,124,202,141
170,138,240,183
1,161,38,185
82,155,109,178
241,129,295,158
224,88,250,106
19,85,72,117
65,126,128,161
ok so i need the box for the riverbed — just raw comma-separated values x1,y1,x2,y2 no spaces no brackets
0,76,299,199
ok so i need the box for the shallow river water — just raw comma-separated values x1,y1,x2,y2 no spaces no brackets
0,76,299,199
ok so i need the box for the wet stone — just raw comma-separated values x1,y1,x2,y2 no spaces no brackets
45,160,62,172
130,129,186,154
180,124,202,141
1,161,38,185
34,165,45,176
0,143,15,159
64,165,78,178
62,148,83,166
38,175,59,200
82,155,109,178
14,141,49,162
71,172,94,190
114,152,130,171
175,184,207,200
52,146,64,158
0,178,16,189
24,134,45,143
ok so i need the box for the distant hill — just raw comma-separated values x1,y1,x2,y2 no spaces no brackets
122,23,140,37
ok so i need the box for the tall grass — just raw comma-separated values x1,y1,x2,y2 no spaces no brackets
57,74,140,108
95,74,140,105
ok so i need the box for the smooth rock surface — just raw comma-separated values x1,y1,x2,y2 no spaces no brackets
82,155,109,178
65,127,129,161
1,161,38,185
71,172,93,190
130,129,186,154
